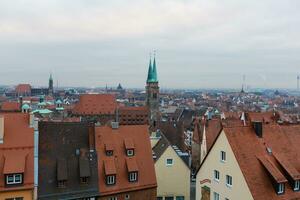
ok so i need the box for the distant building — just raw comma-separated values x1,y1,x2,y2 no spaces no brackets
72,94,117,124
118,106,149,125
0,113,35,200
95,124,157,200
146,55,160,128
15,84,31,97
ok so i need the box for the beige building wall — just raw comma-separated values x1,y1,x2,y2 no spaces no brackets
196,130,253,200
155,146,190,200
0,189,33,200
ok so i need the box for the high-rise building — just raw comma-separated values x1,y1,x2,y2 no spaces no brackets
48,73,54,96
146,54,160,128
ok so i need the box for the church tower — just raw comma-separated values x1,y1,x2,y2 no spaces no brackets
48,73,54,96
146,54,160,128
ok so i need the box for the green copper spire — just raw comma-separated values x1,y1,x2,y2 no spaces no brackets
152,55,158,82
147,56,153,82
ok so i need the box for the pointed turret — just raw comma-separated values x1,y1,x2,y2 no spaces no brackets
147,56,153,83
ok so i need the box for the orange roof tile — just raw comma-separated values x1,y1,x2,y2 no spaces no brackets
3,152,26,174
124,138,135,149
1,101,20,112
126,158,138,172
73,94,117,115
104,159,117,175
95,125,156,195
15,84,31,94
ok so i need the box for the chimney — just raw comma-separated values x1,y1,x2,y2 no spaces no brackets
253,121,263,138
0,116,4,143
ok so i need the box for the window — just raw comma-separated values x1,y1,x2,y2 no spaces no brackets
106,150,113,156
165,197,174,200
157,197,163,200
166,158,173,166
294,180,300,191
225,198,229,200
278,183,284,194
213,192,220,200
214,170,220,182
129,172,138,182
57,180,66,188
221,151,226,162
125,194,130,200
5,198,23,200
226,175,232,187
108,197,117,200
126,149,134,157
6,174,22,185
176,196,184,200
80,177,88,184
106,175,116,185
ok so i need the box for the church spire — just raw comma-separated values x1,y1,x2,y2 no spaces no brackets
147,54,153,83
152,52,158,82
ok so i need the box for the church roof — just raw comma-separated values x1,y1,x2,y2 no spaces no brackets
146,56,158,83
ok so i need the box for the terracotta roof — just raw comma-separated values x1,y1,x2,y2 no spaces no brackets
1,101,21,112
124,138,135,149
223,123,300,200
15,84,31,94
205,118,222,152
73,94,117,115
95,125,157,196
0,113,34,191
126,158,138,172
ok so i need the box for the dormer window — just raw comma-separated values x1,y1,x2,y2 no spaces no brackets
295,180,300,191
57,180,66,188
278,183,284,194
106,150,113,156
126,149,134,157
80,177,89,184
6,174,22,185
106,175,116,185
128,172,138,182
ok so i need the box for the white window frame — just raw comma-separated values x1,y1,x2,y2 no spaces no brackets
127,149,134,157
278,183,284,194
226,175,232,187
214,170,220,182
220,151,226,162
6,174,22,185
213,192,220,200
294,180,300,191
166,158,174,166
106,175,115,185
108,197,117,200
129,172,137,182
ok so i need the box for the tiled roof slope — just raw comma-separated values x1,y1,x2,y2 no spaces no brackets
73,94,117,115
38,122,99,199
95,125,157,196
224,123,300,200
0,113,34,191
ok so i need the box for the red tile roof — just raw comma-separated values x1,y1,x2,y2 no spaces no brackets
223,123,300,200
1,101,21,112
0,113,34,191
95,125,157,196
15,84,31,94
104,159,117,175
73,94,117,115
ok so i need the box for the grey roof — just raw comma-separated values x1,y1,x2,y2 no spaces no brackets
38,121,99,200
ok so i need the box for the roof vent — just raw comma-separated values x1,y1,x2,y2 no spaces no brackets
111,121,119,129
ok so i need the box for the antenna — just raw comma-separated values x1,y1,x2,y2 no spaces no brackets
297,74,299,91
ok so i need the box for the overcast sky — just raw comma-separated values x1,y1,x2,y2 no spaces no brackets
0,0,300,89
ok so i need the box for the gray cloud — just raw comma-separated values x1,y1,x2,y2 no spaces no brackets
0,0,300,89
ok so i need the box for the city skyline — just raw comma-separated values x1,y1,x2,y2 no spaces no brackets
0,0,300,89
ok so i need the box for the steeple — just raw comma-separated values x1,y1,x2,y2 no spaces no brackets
147,55,153,83
152,54,158,82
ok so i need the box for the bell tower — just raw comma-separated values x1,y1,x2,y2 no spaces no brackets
146,53,160,128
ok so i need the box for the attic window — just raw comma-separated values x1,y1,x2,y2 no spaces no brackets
106,150,113,156
278,183,284,194
128,172,138,182
294,180,300,191
106,175,116,185
80,177,89,184
58,180,66,188
126,149,134,157
6,174,23,185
